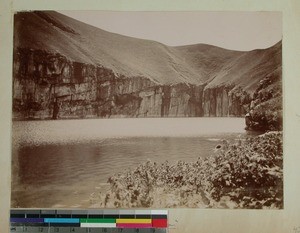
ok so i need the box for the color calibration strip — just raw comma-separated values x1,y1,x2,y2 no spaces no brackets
10,209,168,230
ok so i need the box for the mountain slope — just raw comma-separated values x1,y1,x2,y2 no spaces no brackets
175,44,244,83
176,41,281,92
14,11,205,85
204,41,282,91
12,11,282,123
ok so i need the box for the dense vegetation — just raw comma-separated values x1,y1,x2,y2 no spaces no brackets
98,131,283,209
246,70,282,131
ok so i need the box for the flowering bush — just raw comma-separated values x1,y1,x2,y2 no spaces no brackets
98,131,283,209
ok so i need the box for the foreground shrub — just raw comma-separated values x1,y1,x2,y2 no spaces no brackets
204,131,283,208
98,131,283,209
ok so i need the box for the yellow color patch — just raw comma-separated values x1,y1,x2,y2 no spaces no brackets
116,219,152,224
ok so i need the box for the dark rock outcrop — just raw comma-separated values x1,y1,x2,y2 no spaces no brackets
245,69,283,131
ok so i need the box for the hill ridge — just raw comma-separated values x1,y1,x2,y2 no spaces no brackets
14,11,281,87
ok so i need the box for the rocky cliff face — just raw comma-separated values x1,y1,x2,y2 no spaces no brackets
202,86,251,117
12,11,282,121
11,48,252,119
13,48,207,119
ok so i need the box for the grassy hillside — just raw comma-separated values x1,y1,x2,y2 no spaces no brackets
14,11,204,85
176,44,244,83
14,11,281,88
205,41,282,92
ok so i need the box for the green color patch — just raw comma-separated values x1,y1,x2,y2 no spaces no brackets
80,218,116,223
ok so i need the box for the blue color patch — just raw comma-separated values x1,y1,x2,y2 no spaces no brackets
44,218,80,223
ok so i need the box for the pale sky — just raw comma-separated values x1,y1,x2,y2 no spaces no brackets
59,11,282,51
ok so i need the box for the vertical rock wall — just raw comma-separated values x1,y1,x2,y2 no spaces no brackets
12,49,250,120
202,86,251,117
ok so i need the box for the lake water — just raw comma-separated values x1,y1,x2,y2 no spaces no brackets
11,118,257,208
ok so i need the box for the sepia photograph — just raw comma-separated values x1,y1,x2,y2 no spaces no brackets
11,10,283,209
